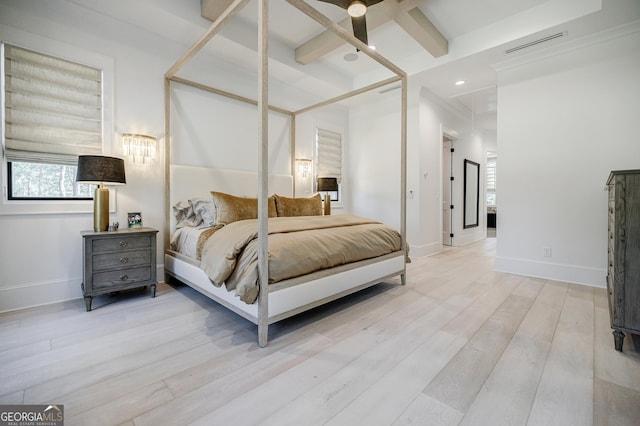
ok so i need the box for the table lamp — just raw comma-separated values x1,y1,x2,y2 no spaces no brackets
317,177,338,215
76,155,126,231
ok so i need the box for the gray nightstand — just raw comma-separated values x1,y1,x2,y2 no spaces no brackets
81,227,158,311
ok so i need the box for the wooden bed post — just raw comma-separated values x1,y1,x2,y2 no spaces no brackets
401,76,408,285
163,77,171,254
291,114,296,196
257,0,269,348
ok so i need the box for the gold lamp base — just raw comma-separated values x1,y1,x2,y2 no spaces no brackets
323,192,331,216
93,187,109,232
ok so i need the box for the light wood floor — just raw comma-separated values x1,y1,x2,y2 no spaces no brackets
1,238,639,425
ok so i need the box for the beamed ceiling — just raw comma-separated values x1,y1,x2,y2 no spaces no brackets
30,0,638,130
202,0,449,64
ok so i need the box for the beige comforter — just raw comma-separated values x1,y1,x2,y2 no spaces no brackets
200,215,402,304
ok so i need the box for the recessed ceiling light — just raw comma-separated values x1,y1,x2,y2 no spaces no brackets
344,52,359,62
455,80,465,86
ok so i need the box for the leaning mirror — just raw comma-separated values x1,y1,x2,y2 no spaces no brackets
463,159,480,229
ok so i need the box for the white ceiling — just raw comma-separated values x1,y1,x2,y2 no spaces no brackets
64,0,640,130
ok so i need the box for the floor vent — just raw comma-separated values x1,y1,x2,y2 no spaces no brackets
505,32,565,54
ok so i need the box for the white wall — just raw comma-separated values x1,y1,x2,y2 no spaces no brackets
0,0,345,312
0,1,173,312
348,84,487,257
170,83,291,174
495,24,640,287
414,88,486,254
349,92,403,230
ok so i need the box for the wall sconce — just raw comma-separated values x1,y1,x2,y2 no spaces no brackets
123,133,157,164
296,158,312,178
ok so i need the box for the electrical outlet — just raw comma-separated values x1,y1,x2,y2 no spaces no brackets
544,247,552,258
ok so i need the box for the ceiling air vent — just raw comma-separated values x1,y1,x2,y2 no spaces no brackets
379,85,401,94
505,32,565,54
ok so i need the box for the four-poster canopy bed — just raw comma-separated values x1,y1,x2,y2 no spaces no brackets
163,0,408,347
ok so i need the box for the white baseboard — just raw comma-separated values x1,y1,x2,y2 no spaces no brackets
0,278,83,314
408,241,442,258
453,229,486,247
0,265,165,313
495,256,606,288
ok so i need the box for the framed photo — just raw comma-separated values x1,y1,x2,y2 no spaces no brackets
128,212,142,228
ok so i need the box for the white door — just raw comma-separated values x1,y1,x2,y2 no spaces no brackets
442,138,452,246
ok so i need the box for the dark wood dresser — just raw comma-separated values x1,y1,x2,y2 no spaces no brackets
606,170,640,350
81,227,158,311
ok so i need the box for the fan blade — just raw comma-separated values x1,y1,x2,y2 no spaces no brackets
351,15,368,46
316,0,350,9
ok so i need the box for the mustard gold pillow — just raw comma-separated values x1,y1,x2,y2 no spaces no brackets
274,194,322,217
211,191,276,225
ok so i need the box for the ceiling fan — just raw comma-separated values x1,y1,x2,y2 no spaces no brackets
317,0,384,47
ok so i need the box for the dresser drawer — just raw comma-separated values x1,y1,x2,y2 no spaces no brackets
93,235,152,253
92,266,152,290
93,249,151,271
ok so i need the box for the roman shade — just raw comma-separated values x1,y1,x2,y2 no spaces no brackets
3,43,102,166
316,128,342,183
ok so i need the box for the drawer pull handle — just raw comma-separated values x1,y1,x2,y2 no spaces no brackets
120,274,128,281
120,241,128,248
120,257,129,264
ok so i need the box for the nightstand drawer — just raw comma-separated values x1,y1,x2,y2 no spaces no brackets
93,235,152,253
81,227,158,311
92,266,152,290
93,249,151,271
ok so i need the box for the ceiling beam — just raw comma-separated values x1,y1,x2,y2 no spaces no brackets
393,7,448,58
295,1,397,65
200,0,235,22
295,0,448,64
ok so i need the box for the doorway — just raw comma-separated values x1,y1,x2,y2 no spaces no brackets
442,135,453,246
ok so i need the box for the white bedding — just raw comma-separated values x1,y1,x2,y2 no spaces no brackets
170,226,214,260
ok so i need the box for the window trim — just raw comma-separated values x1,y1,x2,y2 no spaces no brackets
486,153,497,208
0,31,114,215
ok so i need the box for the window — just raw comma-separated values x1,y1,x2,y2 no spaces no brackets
486,153,496,207
2,43,102,200
315,127,342,201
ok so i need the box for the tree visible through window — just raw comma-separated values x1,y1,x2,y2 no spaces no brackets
3,43,102,200
8,162,94,199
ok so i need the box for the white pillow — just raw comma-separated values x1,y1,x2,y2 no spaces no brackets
190,198,216,227
173,200,199,228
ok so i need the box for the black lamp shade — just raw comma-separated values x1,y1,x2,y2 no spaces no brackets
76,155,126,184
317,177,338,192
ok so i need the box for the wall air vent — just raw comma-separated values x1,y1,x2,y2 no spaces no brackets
505,32,566,54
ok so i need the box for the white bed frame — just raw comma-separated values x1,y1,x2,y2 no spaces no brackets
165,165,406,339
163,0,408,347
